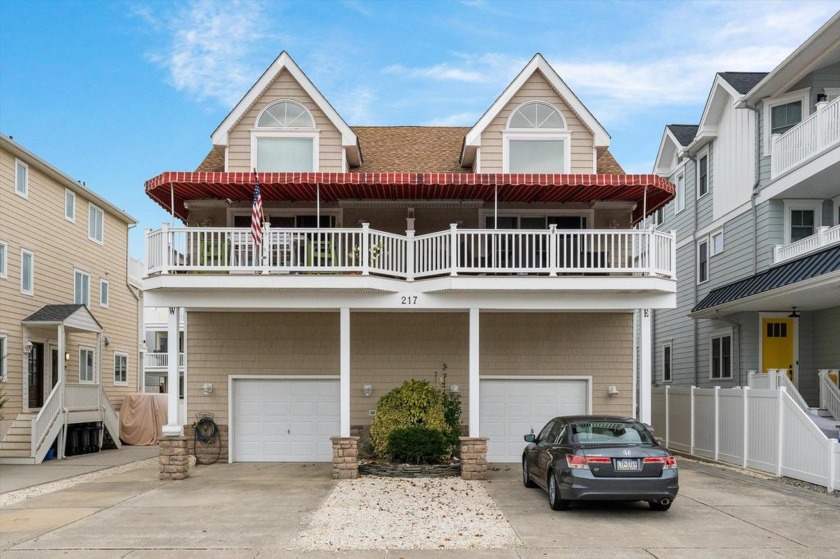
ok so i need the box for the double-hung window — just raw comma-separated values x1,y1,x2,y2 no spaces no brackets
79,347,95,383
674,171,685,214
710,331,733,380
0,333,7,380
89,203,104,244
504,101,570,173
0,240,6,279
252,100,318,172
114,352,128,385
710,229,724,256
65,189,76,221
697,152,709,198
784,200,821,244
15,159,28,198
662,342,672,383
74,270,90,307
771,101,802,135
100,279,109,307
697,238,709,284
21,249,34,295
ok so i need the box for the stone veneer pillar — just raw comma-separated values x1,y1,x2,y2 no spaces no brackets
459,437,488,480
159,436,190,480
330,436,359,479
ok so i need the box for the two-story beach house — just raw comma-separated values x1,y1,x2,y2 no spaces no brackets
142,53,676,464
0,134,141,464
649,14,840,422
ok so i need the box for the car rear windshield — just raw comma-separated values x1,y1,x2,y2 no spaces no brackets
569,421,653,444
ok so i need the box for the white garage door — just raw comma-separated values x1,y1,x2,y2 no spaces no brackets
233,378,339,462
480,379,588,463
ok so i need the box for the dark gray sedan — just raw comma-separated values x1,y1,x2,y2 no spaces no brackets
522,415,678,511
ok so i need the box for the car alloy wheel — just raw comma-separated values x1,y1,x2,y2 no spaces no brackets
548,471,570,511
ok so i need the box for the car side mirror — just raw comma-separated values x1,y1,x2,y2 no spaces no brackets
524,434,536,443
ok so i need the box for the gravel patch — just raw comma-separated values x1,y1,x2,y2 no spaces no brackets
0,457,159,508
292,477,521,551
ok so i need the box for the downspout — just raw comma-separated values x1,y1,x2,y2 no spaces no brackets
713,311,741,385
738,99,762,277
682,151,700,387
126,223,142,392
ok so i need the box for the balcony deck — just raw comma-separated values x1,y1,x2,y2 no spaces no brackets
774,224,840,265
145,225,676,281
772,96,840,179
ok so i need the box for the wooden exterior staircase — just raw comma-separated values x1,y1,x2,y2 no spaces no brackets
0,414,38,464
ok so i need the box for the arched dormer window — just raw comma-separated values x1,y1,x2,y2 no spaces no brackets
251,100,319,172
503,101,570,173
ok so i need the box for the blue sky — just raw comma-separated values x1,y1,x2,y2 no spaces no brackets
1,0,836,259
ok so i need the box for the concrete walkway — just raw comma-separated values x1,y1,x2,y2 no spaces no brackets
1,454,838,558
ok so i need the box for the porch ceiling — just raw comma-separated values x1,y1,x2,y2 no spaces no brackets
145,171,675,225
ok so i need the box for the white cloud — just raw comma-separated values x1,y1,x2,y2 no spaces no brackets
143,0,273,107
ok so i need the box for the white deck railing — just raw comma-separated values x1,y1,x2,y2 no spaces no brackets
748,370,810,414
818,370,840,420
144,352,184,369
65,383,100,410
771,96,840,178
774,224,840,264
145,223,676,280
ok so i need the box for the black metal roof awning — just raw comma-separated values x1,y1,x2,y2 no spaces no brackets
691,246,840,317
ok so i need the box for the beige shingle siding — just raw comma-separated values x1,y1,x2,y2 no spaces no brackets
479,71,595,174
226,70,344,172
0,145,139,414
185,311,632,429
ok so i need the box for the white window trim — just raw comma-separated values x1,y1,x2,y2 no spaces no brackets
113,351,128,386
100,278,109,308
74,269,90,307
783,199,822,244
0,240,7,279
502,130,572,173
674,163,686,215
696,146,710,200
832,195,840,226
710,228,724,256
0,333,7,380
709,328,734,380
65,188,76,222
249,129,321,172
662,341,672,383
79,346,96,384
14,158,29,198
763,87,810,155
696,238,709,285
21,248,34,295
88,203,104,244
256,99,315,128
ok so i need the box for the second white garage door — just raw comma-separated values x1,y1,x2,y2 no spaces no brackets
232,378,339,462
480,378,589,463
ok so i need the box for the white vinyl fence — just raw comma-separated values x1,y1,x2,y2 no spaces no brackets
652,385,840,492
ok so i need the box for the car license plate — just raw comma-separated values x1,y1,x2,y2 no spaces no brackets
614,458,640,471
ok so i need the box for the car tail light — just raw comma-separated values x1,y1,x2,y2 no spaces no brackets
586,456,611,464
643,456,677,469
566,454,589,469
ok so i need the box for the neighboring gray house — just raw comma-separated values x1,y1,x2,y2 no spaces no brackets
647,13,840,413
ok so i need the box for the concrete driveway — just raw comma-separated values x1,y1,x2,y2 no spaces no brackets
1,458,838,558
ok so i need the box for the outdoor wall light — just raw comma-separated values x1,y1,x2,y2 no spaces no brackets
607,385,619,396
65,351,70,362
23,340,33,354
817,93,828,103
449,384,459,394
202,382,213,395
363,384,373,397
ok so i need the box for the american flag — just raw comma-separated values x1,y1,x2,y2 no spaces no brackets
251,172,263,246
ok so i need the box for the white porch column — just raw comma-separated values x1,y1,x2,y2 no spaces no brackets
469,308,480,437
639,308,652,423
162,306,183,436
57,324,65,385
340,307,351,437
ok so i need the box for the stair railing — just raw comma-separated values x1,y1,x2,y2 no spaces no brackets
31,381,63,457
818,371,840,420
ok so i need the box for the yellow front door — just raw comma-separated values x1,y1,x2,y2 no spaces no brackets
761,318,795,381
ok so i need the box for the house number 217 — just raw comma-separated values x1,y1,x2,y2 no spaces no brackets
400,296,418,305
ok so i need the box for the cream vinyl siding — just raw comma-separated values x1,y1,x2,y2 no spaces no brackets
226,70,343,172
479,71,595,174
0,146,139,414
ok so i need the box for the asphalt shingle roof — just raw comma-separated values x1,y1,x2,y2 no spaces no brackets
692,246,840,313
195,126,625,174
718,72,769,95
666,125,699,147
22,304,86,323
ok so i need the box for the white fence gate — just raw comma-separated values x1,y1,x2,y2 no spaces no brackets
652,386,840,492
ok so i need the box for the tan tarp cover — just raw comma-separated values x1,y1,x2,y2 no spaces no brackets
119,393,168,445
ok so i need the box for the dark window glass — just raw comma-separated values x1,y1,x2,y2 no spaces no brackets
699,155,709,197
771,101,802,135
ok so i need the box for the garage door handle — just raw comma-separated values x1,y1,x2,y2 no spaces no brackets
287,429,291,434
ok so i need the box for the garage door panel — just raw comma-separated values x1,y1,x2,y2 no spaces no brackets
234,379,339,462
480,379,588,463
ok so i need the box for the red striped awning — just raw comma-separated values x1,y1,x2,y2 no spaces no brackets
145,171,674,223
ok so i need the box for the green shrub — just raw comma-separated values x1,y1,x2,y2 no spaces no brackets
370,378,448,456
387,427,448,464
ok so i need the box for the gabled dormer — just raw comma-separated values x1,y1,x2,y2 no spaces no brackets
210,52,361,172
460,54,610,173
653,125,697,177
